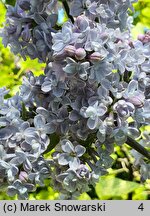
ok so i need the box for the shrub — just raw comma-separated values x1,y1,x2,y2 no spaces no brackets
0,0,150,199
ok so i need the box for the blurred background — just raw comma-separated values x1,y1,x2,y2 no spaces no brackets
0,0,150,200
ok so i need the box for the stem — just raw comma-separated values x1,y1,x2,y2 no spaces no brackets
91,152,97,163
21,102,27,121
126,136,150,160
121,146,133,200
62,0,74,23
85,159,93,168
91,149,99,158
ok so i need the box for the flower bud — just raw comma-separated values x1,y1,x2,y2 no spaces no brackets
89,52,104,62
75,48,86,60
19,0,31,10
7,25,17,34
53,51,67,61
19,171,28,182
143,35,150,44
21,25,31,42
127,96,144,108
64,45,76,57
76,16,89,32
138,34,145,42
138,33,150,44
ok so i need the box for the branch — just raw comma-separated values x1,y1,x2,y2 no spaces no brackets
126,136,150,160
62,0,74,23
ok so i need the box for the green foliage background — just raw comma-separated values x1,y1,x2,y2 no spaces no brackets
132,0,150,38
0,0,150,200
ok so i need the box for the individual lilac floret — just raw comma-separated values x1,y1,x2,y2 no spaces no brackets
80,101,107,130
113,100,135,120
58,139,86,170
52,22,79,55
56,168,91,197
63,57,90,80
123,80,145,108
28,156,51,186
76,164,91,179
0,160,18,182
7,180,35,200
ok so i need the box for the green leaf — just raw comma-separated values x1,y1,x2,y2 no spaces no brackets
95,175,142,199
35,187,59,200
0,1,6,25
5,0,16,6
141,7,150,18
43,133,60,155
132,187,148,200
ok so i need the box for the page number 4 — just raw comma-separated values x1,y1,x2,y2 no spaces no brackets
138,203,144,211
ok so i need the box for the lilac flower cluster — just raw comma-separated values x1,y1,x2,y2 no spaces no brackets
0,0,150,199
2,0,58,62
